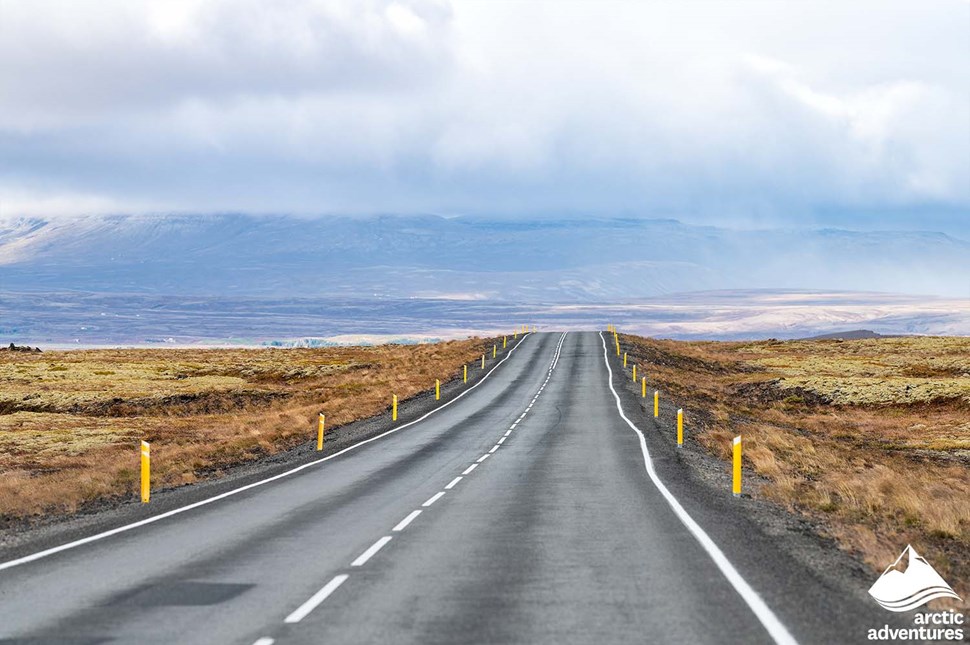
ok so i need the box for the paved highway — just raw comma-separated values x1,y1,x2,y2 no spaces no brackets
0,332,891,644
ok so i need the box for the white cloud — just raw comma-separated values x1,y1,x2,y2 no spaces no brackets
0,0,453,125
0,185,164,218
0,0,967,227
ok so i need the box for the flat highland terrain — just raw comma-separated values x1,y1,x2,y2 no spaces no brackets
1,333,967,611
619,333,970,606
0,338,498,522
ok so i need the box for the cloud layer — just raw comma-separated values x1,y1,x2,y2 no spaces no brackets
1,0,967,230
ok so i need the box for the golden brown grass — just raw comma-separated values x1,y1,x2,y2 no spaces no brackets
620,333,970,608
0,340,496,521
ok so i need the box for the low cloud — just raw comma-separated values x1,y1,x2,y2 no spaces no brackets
0,0,967,230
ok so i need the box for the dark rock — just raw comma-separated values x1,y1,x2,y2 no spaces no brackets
2,343,41,353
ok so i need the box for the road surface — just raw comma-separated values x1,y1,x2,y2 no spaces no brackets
0,332,890,644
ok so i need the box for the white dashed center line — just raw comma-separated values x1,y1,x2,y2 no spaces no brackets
272,332,568,639
392,510,422,532
445,476,463,490
351,536,393,567
284,574,349,623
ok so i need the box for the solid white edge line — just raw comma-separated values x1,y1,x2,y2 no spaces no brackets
284,574,350,623
462,463,478,475
445,476,462,490
598,332,797,645
392,510,422,532
351,536,393,567
422,491,446,507
476,454,490,463
0,334,537,573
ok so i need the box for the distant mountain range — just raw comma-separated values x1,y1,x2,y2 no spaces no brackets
1,215,968,344
1,214,968,300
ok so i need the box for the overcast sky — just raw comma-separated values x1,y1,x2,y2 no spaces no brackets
1,0,968,231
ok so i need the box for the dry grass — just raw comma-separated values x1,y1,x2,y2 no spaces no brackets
0,340,496,520
620,333,970,608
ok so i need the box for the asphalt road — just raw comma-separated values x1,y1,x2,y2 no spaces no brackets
0,332,893,644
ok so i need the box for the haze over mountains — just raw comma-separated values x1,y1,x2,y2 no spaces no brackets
2,214,968,299
1,214,968,344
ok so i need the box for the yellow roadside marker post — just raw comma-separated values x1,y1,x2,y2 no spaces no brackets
642,377,646,398
623,352,627,368
654,390,659,417
677,409,684,447
733,436,742,497
140,441,150,503
503,336,507,348
493,344,496,359
514,329,518,340
481,354,485,369
632,364,637,382
392,395,398,421
463,365,467,383
316,413,325,451
435,379,440,401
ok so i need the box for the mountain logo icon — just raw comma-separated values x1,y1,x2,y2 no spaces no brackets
868,544,961,612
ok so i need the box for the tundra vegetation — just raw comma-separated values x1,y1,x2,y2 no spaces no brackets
0,340,495,523
620,334,969,607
